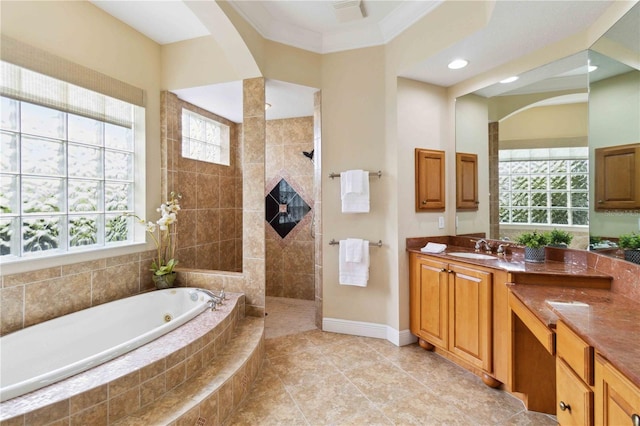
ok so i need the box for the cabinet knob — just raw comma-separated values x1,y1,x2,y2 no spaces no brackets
447,269,454,274
422,200,427,205
559,401,571,412
440,268,447,272
632,413,640,426
598,200,604,204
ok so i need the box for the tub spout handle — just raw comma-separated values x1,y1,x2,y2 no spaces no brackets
195,288,223,311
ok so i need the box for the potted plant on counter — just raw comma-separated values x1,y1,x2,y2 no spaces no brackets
515,230,550,262
618,231,640,264
547,229,573,248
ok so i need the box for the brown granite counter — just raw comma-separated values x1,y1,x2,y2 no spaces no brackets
407,245,612,281
509,284,640,389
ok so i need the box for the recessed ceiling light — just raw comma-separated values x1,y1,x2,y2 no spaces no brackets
448,59,468,70
500,76,519,84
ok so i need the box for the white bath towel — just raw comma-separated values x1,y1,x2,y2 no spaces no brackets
420,242,448,253
344,238,364,263
340,170,370,213
339,239,369,286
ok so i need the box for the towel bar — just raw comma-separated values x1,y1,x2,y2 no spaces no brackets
329,170,382,179
329,239,383,247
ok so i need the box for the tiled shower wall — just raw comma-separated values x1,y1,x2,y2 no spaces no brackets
162,92,243,272
265,117,315,300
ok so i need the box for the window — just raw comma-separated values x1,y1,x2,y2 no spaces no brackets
0,61,143,261
499,148,589,227
181,109,230,166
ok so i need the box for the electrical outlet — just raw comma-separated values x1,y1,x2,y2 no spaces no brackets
438,216,445,229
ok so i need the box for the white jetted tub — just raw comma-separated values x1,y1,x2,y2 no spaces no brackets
0,287,216,402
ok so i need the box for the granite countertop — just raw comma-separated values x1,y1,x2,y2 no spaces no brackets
407,245,611,279
509,284,640,389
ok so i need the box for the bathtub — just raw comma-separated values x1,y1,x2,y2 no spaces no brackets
0,287,217,402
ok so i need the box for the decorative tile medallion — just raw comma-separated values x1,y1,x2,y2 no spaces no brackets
265,178,311,238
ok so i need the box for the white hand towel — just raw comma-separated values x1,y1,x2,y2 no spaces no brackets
340,170,370,213
420,242,447,253
345,238,363,263
339,239,369,286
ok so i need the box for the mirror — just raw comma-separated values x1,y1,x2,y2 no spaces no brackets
455,2,640,258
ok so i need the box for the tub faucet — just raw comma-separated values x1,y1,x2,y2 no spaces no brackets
196,288,223,311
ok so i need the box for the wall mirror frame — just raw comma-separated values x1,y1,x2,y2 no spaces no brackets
455,2,640,260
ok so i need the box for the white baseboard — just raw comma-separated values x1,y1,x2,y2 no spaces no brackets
322,317,417,347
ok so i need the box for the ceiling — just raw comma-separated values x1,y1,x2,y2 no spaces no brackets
91,0,619,123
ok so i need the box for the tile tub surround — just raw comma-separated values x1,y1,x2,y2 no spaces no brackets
0,250,160,336
0,293,245,424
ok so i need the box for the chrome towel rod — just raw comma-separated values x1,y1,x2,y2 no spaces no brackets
329,170,382,179
329,239,383,247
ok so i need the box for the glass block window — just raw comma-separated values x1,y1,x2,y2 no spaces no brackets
181,109,230,166
499,148,589,227
0,63,142,260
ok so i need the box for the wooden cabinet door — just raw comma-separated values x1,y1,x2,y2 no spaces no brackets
448,264,492,371
410,254,448,349
415,148,445,211
456,152,479,211
557,358,594,426
595,354,640,426
595,143,640,210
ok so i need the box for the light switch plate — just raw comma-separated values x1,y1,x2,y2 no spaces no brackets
438,216,445,229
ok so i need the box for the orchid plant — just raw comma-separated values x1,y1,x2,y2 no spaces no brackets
130,192,181,276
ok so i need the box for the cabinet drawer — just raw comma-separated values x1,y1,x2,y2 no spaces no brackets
557,320,594,385
557,358,594,426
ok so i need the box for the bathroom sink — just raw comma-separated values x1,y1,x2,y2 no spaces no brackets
447,252,497,260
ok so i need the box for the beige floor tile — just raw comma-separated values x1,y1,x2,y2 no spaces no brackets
501,409,558,425
226,296,558,426
344,362,427,407
287,372,386,425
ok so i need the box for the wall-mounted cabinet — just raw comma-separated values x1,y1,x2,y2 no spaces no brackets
456,152,479,211
415,148,445,211
595,143,640,210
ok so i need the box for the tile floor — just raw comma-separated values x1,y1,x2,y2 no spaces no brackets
228,297,557,425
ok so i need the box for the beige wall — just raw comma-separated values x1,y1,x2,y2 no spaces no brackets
320,46,393,326
500,103,588,141
589,71,640,239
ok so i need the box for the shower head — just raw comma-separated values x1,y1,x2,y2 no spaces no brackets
302,149,314,161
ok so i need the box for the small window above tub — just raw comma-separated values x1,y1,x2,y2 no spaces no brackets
181,108,230,166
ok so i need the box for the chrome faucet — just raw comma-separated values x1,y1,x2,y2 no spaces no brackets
195,288,224,311
474,239,492,253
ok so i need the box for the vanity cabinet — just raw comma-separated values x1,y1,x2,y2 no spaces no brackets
414,148,445,211
595,354,640,426
556,320,594,425
409,253,493,375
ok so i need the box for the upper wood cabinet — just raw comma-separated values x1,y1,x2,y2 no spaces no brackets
595,143,640,210
415,148,445,211
456,152,479,211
